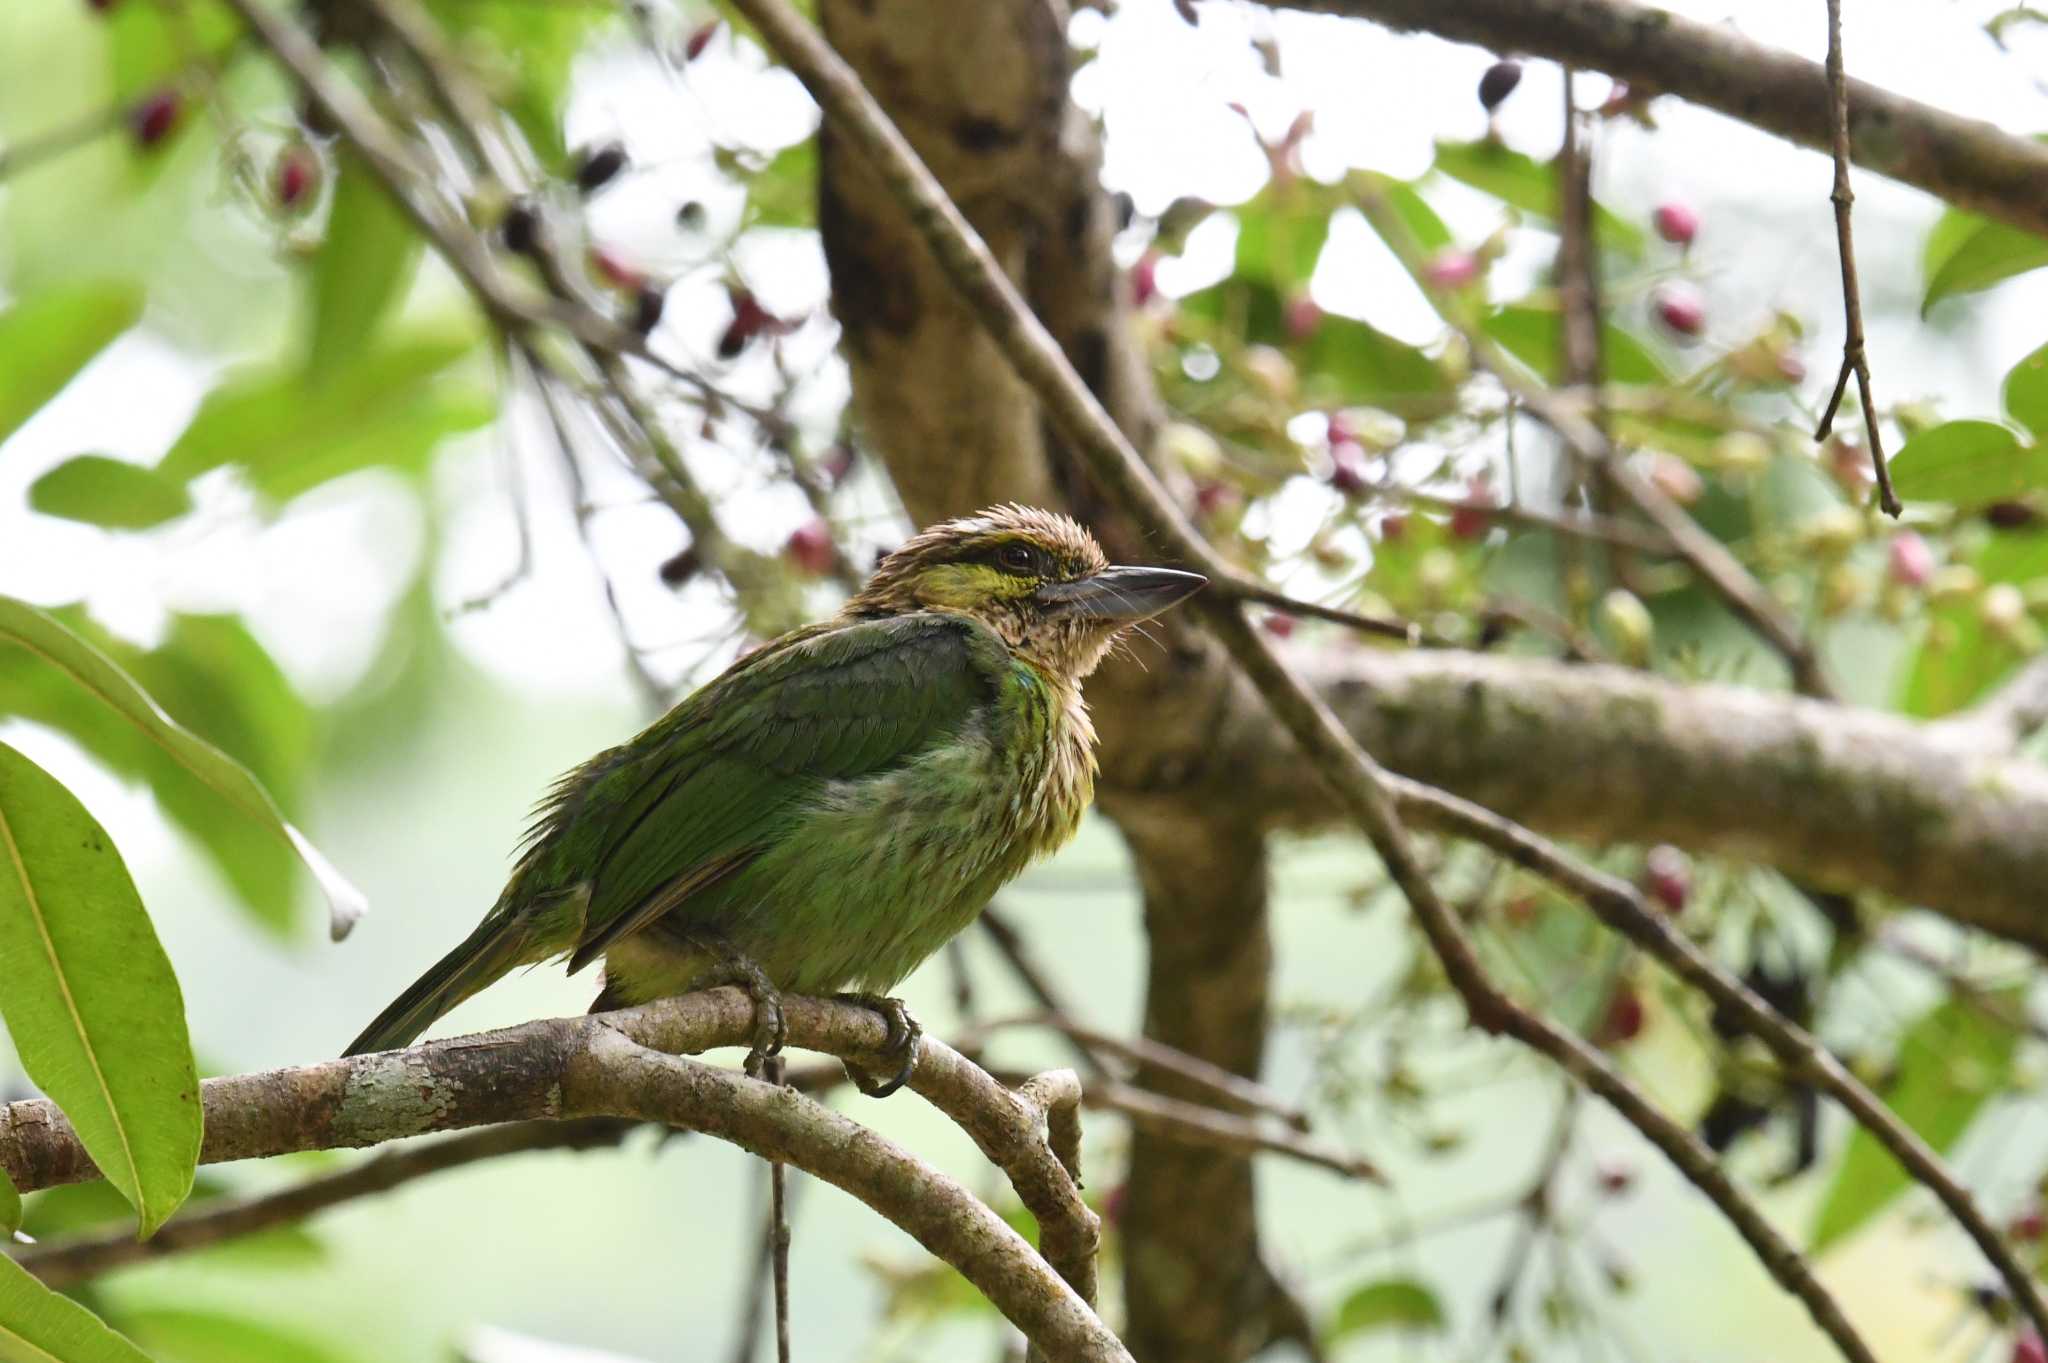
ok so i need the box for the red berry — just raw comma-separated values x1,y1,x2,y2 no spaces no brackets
1285,292,1322,341
1450,479,1493,540
1652,282,1706,338
684,21,718,61
2015,1329,2047,1363
1379,512,1406,542
1595,986,1645,1046
1888,532,1934,588
130,90,181,150
1194,479,1240,518
273,143,319,213
717,288,787,359
1328,442,1371,496
1262,613,1297,639
2010,1206,2046,1243
1652,201,1698,247
1422,248,1480,291
1642,844,1690,913
784,519,836,577
1131,251,1160,308
1595,1157,1636,1196
1477,59,1523,113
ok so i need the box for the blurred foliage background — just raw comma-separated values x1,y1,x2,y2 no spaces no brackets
9,0,2048,1360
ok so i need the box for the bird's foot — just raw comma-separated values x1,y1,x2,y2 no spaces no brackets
696,940,786,1078
834,993,922,1099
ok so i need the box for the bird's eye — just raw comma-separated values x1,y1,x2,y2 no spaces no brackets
997,543,1037,574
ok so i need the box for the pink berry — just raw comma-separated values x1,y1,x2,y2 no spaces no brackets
1422,248,1480,291
1328,442,1371,496
1776,350,1807,385
1194,480,1240,518
1888,532,1934,588
684,21,718,61
1379,512,1407,542
1131,251,1160,308
1595,1157,1636,1196
2015,1329,2047,1363
1324,411,1355,448
130,90,181,149
1450,477,1493,541
1262,613,1297,639
1652,201,1698,247
1285,292,1322,342
784,519,836,577
1642,844,1690,912
1652,282,1706,338
2011,1207,2046,1243
1596,986,1645,1046
273,143,319,212
1644,453,1704,506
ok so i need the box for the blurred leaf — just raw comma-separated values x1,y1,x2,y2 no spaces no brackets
121,1308,354,1363
747,139,816,228
306,153,422,376
424,0,612,168
2002,339,2048,440
105,0,237,104
0,1254,154,1363
1888,419,2043,507
1234,186,1338,288
1921,208,2048,312
1329,1277,1445,1339
1305,316,1448,407
0,285,144,447
1812,992,2018,1250
28,456,193,531
0,742,200,1237
1431,140,1643,254
0,598,364,939
1483,303,1670,386
157,331,489,500
1901,530,2048,716
1378,177,1452,254
0,1168,18,1239
18,1172,318,1270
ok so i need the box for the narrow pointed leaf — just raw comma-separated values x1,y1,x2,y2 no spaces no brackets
28,456,193,531
0,286,144,448
306,153,422,375
1921,209,2048,312
0,598,365,939
0,1254,156,1363
2003,339,2048,441
1431,140,1642,254
0,743,200,1237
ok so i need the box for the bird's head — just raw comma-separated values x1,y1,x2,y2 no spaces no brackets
846,504,1206,680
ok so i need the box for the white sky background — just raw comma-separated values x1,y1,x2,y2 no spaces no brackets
6,4,2048,1357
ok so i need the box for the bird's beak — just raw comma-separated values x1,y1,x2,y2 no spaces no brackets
1034,565,1207,621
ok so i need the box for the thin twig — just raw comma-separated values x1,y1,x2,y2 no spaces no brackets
763,1054,792,1363
1815,0,1899,517
723,4,1877,1357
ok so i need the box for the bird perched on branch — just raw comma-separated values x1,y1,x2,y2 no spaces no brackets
344,504,1204,1094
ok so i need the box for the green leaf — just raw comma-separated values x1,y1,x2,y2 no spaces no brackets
1482,303,1671,386
1888,419,2045,507
20,1171,320,1268
1431,140,1643,255
1328,1277,1445,1339
1901,530,2048,717
1812,993,2019,1250
1921,209,2048,312
747,140,816,228
28,457,193,531
306,153,422,376
0,597,365,940
0,742,200,1237
1234,185,1338,289
0,1168,19,1239
2002,339,2048,441
0,285,144,448
1305,316,1449,407
0,1253,155,1363
158,333,488,501
422,0,611,168
121,1308,354,1363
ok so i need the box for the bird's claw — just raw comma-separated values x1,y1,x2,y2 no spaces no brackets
696,940,786,1078
834,993,921,1098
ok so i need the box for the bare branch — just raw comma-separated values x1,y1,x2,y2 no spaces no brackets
1815,0,1898,517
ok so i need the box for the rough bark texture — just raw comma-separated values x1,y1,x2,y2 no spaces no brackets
814,3,1290,1358
1270,0,2048,238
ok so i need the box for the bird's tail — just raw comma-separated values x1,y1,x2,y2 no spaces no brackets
342,912,531,1057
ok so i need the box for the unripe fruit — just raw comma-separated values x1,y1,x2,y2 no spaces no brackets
1422,248,1480,291
1929,565,1982,604
1242,345,1297,401
1652,281,1705,338
1652,201,1698,247
1449,476,1493,540
2010,1206,2046,1243
1600,588,1654,664
1643,452,1703,505
273,142,319,213
1800,505,1864,557
1477,59,1523,112
1379,512,1406,542
1642,844,1690,913
1888,532,1934,588
1595,985,1646,1046
2016,1329,2047,1363
1284,292,1321,342
784,519,836,577
1712,431,1771,474
130,90,181,150
574,142,628,195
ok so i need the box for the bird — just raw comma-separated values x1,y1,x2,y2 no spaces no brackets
343,504,1205,1095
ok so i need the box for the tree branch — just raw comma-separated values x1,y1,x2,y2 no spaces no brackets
1266,0,2048,238
0,993,1123,1363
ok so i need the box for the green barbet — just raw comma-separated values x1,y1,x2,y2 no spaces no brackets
345,505,1204,1093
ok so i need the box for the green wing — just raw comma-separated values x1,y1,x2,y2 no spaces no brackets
538,612,1000,972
